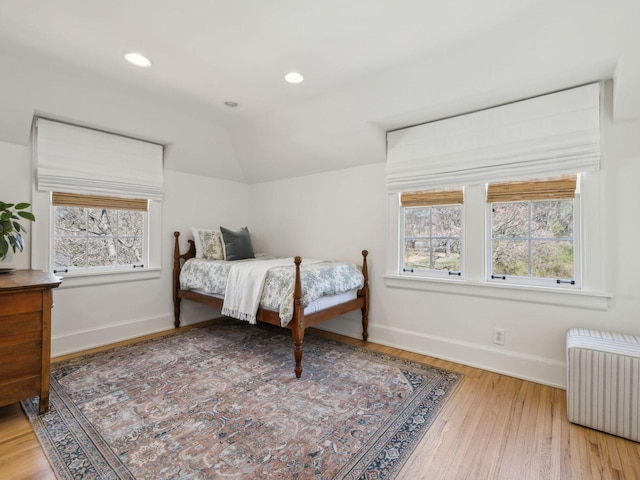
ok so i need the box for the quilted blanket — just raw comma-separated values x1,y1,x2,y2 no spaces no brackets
180,256,365,326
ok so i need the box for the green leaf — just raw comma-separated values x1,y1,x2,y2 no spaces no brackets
0,202,14,209
0,237,8,257
12,221,21,232
14,202,30,210
0,212,10,221
18,211,35,222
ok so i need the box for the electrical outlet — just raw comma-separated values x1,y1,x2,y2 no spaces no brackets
492,327,505,345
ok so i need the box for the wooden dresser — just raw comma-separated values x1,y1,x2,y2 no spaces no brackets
0,270,61,414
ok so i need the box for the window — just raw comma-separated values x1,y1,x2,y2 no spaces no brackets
385,83,606,306
487,176,578,287
31,118,164,284
401,189,463,277
490,200,575,283
395,176,585,289
52,193,147,273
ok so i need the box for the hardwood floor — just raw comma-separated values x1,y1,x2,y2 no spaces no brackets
1,320,639,479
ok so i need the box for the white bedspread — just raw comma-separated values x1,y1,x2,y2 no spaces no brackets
221,257,319,323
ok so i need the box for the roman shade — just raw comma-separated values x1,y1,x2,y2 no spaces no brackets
35,118,164,200
386,83,601,192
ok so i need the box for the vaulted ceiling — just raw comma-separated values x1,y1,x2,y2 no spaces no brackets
0,1,638,184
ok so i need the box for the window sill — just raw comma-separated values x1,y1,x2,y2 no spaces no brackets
55,267,161,289
384,274,611,311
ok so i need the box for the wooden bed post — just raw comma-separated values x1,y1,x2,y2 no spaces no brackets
361,250,370,343
292,256,304,378
173,232,182,328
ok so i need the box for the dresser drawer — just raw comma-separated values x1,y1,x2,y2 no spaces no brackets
0,290,43,316
0,311,42,339
0,340,42,379
0,375,40,407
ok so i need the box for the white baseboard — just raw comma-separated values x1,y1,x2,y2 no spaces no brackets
52,312,175,357
317,319,567,389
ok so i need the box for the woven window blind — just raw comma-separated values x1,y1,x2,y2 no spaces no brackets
486,175,577,203
386,83,600,192
401,188,464,207
52,192,148,211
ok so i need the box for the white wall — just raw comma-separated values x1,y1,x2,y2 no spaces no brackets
248,112,640,388
0,141,32,269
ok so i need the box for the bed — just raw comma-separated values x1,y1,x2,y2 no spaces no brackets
172,231,370,378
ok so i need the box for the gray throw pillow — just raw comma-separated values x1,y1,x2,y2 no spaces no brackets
219,226,255,261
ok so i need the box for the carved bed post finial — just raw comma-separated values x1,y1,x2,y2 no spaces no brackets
173,232,182,328
292,256,304,378
361,250,369,343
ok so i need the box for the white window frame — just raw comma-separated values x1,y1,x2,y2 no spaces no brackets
51,202,150,276
31,190,161,288
486,195,581,289
385,174,609,310
400,201,464,280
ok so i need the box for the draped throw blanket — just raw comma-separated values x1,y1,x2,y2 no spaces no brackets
221,257,320,323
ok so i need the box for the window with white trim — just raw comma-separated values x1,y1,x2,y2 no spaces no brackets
401,189,463,277
487,176,578,287
386,83,603,297
52,193,148,274
32,118,164,283
394,175,586,291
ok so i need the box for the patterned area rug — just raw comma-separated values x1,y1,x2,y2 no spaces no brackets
23,320,462,479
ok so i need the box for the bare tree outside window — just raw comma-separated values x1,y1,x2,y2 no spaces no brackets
54,206,145,269
404,205,462,272
491,200,573,280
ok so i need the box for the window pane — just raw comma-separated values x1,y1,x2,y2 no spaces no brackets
118,210,144,236
432,206,461,237
404,207,429,237
531,200,573,238
54,207,87,237
532,240,573,279
492,203,529,238
405,239,430,270
117,237,143,265
88,238,116,266
54,237,86,268
492,240,529,276
87,208,116,237
433,239,461,271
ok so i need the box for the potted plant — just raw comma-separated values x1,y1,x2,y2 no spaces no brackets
0,201,35,262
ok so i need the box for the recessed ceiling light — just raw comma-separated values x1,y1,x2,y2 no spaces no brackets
124,52,152,68
224,101,239,108
285,72,304,84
